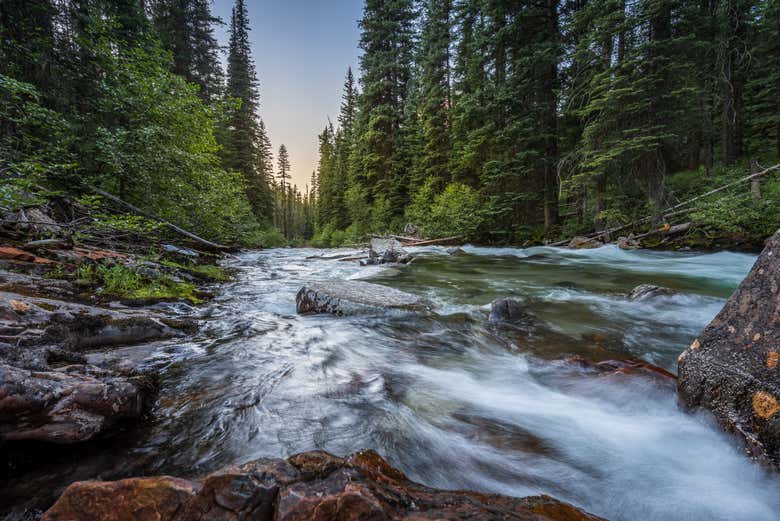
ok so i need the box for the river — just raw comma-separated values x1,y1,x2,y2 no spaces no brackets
4,245,780,521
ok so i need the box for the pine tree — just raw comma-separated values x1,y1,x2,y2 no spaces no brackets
151,0,223,102
222,0,270,220
353,0,417,226
276,144,291,237
418,0,452,192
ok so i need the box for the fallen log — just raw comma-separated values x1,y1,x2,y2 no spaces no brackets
399,235,463,247
87,186,233,252
337,255,369,262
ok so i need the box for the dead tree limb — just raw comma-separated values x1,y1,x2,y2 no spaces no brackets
87,186,232,252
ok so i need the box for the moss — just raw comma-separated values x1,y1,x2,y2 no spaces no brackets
158,259,232,282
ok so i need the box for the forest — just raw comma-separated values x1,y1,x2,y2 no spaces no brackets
2,0,779,248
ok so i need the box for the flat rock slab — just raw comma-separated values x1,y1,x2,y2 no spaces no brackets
0,291,187,350
678,229,780,469
296,280,427,315
42,450,606,521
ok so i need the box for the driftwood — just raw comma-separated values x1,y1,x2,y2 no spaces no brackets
397,235,463,247
550,163,780,247
88,186,232,252
338,255,369,262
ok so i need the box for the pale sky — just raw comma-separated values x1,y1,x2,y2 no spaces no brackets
212,0,363,189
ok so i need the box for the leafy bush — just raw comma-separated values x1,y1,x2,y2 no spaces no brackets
418,183,484,239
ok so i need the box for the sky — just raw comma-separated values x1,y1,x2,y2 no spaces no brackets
212,0,363,189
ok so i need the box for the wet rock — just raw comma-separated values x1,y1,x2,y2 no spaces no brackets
42,477,197,521
296,281,428,315
0,291,187,350
0,271,79,300
0,363,152,443
678,230,780,469
42,450,605,521
616,236,640,250
446,246,466,256
628,284,674,300
489,298,533,323
567,236,603,249
367,238,412,265
566,355,676,387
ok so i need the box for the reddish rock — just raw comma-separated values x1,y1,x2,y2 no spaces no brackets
42,450,606,521
42,477,198,521
565,355,676,385
678,230,780,469
0,246,53,264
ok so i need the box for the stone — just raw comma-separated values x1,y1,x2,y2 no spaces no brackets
616,236,640,250
446,247,466,256
367,238,411,265
627,284,675,300
42,450,606,521
0,363,152,444
296,281,428,315
678,230,780,469
567,236,604,249
0,291,187,350
162,244,200,258
488,298,533,323
42,477,197,521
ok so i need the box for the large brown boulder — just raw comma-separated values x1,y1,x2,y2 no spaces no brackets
43,450,606,521
678,230,780,468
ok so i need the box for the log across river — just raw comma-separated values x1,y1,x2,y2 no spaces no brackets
4,245,780,521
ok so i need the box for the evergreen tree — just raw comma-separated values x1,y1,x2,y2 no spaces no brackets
418,0,452,192
151,0,224,102
353,0,417,226
222,0,270,220
276,144,291,237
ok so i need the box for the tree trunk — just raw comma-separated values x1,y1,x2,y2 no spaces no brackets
750,159,761,202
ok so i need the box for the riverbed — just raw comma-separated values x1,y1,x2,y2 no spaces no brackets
4,245,779,521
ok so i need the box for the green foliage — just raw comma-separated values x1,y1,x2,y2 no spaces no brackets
410,182,484,239
75,263,203,303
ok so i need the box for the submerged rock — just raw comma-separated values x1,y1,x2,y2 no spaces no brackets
489,298,533,324
42,449,605,521
296,281,427,315
628,284,675,300
367,238,412,265
678,230,780,469
568,236,604,249
0,363,152,444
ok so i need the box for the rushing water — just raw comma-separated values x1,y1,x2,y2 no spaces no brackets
4,245,779,521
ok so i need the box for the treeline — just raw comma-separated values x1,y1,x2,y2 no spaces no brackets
0,0,285,246
313,0,780,246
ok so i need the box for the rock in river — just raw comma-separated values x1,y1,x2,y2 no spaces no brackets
42,449,606,521
628,284,674,300
678,230,780,469
296,280,428,315
489,298,533,323
367,238,412,265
